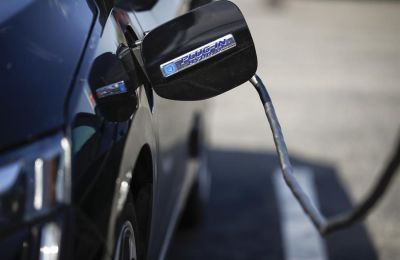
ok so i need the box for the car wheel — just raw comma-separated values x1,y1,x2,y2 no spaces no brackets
114,192,139,260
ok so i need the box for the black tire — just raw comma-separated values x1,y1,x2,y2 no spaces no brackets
113,192,141,260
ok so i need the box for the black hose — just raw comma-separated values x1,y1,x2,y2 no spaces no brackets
250,74,400,235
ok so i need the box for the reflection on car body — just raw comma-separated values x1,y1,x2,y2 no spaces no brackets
0,0,210,259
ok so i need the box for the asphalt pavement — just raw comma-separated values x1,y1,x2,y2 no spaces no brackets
168,0,400,259
167,150,379,259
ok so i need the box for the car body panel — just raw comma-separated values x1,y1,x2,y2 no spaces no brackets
66,6,143,259
67,1,203,259
0,0,94,152
0,0,207,259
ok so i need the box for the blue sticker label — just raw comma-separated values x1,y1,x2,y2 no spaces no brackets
162,63,178,77
160,34,236,78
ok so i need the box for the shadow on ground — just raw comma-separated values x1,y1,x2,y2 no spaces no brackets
167,149,378,260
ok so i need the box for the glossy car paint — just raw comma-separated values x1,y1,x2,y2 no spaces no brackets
0,1,94,152
142,0,257,100
0,0,207,259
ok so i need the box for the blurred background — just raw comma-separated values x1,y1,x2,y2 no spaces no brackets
168,0,400,259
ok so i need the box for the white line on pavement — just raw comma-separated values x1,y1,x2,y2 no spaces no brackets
273,167,328,260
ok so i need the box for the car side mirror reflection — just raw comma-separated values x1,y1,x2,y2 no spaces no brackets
141,0,257,101
89,51,138,122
